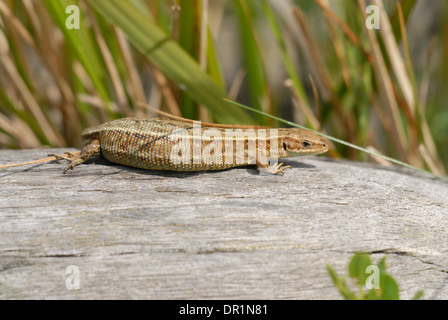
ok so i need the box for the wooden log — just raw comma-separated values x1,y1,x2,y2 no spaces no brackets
0,149,447,299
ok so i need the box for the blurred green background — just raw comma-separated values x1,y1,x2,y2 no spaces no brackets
0,0,446,175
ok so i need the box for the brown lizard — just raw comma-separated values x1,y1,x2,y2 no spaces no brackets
45,117,328,175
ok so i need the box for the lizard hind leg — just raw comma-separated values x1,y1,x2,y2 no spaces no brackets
49,139,101,174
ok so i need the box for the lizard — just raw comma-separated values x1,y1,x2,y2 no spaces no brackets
46,117,329,175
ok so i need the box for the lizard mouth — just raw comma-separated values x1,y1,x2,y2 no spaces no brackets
290,138,329,156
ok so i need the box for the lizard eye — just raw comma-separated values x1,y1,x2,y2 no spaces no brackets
283,142,287,151
301,140,311,148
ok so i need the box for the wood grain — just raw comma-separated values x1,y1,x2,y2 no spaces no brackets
1,149,447,299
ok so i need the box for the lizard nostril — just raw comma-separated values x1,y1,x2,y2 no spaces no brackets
320,139,328,148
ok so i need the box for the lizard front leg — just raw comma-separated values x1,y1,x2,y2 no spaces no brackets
49,139,101,173
254,147,291,176
256,160,291,176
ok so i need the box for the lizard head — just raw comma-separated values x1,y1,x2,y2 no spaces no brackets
278,128,329,157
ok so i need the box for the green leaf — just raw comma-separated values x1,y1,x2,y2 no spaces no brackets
348,254,372,285
379,274,400,300
377,257,387,273
365,288,382,300
412,290,424,300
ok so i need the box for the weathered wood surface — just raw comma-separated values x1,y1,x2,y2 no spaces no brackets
0,149,447,300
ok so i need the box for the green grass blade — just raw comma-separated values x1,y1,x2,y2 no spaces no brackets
91,0,255,124
234,0,271,124
261,0,308,105
177,0,199,119
326,265,358,300
390,0,417,42
43,0,111,108
206,29,225,90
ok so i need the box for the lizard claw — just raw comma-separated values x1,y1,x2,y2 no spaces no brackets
273,162,292,176
258,162,292,176
63,162,78,174
48,140,100,173
48,152,84,174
